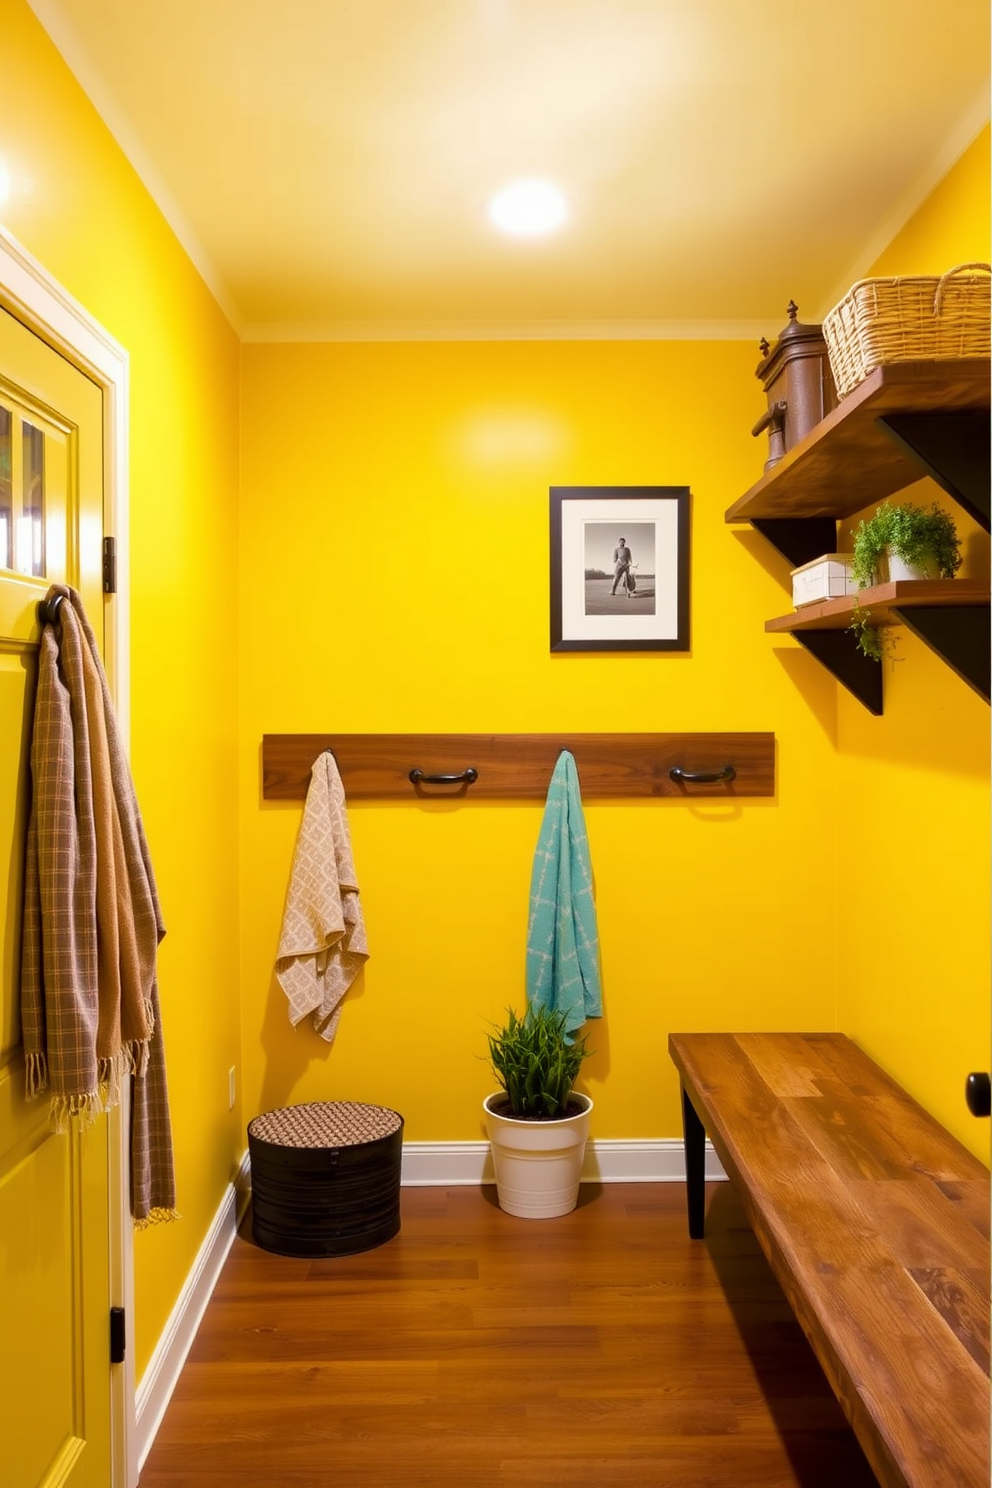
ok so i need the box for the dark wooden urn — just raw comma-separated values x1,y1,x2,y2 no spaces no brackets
752,301,836,471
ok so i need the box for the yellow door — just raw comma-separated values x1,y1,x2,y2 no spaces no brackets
0,305,112,1488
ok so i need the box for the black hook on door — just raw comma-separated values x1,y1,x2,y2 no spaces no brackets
38,593,66,626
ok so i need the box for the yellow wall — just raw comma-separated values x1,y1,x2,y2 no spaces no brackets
239,338,842,1142
869,125,990,277
1,1,243,1372
834,125,990,1159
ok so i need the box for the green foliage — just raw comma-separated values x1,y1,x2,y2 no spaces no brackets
848,599,887,662
486,1004,590,1119
848,500,960,660
850,501,962,590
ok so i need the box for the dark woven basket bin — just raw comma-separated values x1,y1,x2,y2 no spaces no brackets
247,1100,404,1257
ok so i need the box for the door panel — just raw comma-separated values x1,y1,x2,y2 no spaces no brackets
0,305,111,1488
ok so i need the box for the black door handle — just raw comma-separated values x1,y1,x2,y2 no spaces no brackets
965,1072,991,1117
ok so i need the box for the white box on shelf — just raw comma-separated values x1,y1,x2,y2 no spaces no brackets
790,554,858,607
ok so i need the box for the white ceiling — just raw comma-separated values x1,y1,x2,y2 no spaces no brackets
28,0,991,341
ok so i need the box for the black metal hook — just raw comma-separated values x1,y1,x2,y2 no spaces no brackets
409,767,479,788
38,593,66,626
669,764,737,785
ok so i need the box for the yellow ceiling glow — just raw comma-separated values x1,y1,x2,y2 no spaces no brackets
24,0,992,331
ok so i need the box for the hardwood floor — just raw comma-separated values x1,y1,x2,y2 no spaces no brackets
139,1182,878,1487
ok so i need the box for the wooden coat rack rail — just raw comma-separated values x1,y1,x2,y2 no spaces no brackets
262,733,776,801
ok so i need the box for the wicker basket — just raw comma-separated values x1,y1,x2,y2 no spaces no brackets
822,263,991,398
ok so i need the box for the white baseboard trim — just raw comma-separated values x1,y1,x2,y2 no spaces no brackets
135,1151,251,1471
400,1138,727,1187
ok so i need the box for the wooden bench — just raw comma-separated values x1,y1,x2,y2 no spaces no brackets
668,1032,990,1488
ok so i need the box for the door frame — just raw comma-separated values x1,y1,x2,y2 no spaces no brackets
0,224,135,1488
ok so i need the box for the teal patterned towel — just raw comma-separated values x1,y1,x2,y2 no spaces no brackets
526,750,602,1037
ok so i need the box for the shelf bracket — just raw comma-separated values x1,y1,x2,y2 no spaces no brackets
891,605,991,703
749,517,838,569
878,412,991,532
791,631,883,714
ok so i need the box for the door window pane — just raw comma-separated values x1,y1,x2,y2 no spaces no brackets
19,420,44,577
0,405,10,570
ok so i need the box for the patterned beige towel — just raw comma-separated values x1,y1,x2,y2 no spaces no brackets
275,752,369,1042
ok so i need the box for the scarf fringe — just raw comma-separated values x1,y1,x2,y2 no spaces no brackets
99,1037,152,1096
98,1052,123,1111
27,1044,152,1129
25,1051,48,1100
133,1018,152,1077
133,1206,180,1231
51,1091,103,1131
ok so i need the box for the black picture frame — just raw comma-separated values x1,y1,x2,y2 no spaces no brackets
550,486,691,652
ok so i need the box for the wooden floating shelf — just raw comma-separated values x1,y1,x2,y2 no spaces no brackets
262,732,776,801
726,360,990,710
765,579,991,634
726,360,990,525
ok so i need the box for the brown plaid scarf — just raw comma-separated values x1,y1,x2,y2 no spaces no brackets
21,584,177,1226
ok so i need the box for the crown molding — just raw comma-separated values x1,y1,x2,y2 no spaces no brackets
241,317,770,344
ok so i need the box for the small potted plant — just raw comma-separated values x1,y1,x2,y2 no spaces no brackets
848,500,962,659
850,500,962,588
483,1004,593,1220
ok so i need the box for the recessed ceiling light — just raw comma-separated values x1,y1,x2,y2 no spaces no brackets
487,179,569,237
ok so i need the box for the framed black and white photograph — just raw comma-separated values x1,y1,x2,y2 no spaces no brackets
550,486,690,652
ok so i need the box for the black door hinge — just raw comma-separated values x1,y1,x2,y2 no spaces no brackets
103,535,117,594
110,1306,126,1364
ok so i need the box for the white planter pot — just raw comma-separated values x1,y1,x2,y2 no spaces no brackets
483,1092,593,1219
882,546,938,583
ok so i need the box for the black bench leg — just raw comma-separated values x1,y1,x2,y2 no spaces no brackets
681,1083,706,1239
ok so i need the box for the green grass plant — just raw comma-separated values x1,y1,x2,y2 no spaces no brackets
487,1004,590,1119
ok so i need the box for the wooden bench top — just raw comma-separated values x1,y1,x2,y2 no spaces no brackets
668,1032,990,1488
